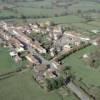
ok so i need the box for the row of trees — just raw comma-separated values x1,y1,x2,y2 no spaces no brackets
1,0,27,3
0,14,49,20
54,42,91,62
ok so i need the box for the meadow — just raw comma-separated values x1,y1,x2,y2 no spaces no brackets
0,69,77,100
0,48,17,74
0,48,77,100
62,45,100,88
0,48,27,74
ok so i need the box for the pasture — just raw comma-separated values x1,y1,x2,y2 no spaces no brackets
0,70,77,100
0,48,17,74
62,45,100,88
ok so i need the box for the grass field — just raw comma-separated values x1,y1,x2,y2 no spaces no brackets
0,48,27,74
0,70,60,100
0,69,77,100
0,10,18,18
0,48,18,74
88,21,100,27
14,7,66,17
68,1,100,13
27,15,85,24
71,23,100,30
0,48,77,100
62,45,100,88
15,1,52,8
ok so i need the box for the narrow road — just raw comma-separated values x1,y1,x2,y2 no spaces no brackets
27,46,50,64
27,46,59,67
67,82,90,100
0,68,28,81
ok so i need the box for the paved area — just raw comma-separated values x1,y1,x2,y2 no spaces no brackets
67,82,90,100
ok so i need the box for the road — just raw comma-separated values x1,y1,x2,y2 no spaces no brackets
67,82,90,100
27,46,51,65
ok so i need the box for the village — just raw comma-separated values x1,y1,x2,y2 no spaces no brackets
0,20,100,100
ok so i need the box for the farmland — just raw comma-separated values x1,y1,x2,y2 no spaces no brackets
27,15,85,24
0,69,77,100
0,48,27,74
0,48,77,100
0,48,17,74
62,45,100,88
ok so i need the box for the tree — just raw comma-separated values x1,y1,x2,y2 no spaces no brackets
46,79,53,91
46,77,65,91
20,14,27,23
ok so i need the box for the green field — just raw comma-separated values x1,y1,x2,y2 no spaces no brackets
14,7,66,17
0,10,18,18
71,23,100,31
15,0,52,8
0,48,77,100
0,48,27,74
62,45,100,88
27,15,85,24
0,48,18,74
68,1,100,13
88,21,100,27
0,69,77,100
0,70,60,100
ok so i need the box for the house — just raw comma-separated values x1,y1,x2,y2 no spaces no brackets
64,31,81,38
1,21,9,31
16,47,25,53
9,28,46,54
25,54,40,65
44,69,57,79
32,41,46,54
13,30,33,47
52,26,63,40
9,37,24,48
63,45,71,52
29,23,41,33
9,51,21,63
34,64,48,73
0,31,11,41
33,64,48,82
45,21,54,27
14,55,21,63
47,25,63,40
53,25,63,33
83,54,89,58
46,26,53,33
50,48,55,57
93,37,100,46
9,51,17,57
91,30,100,34
34,63,58,79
